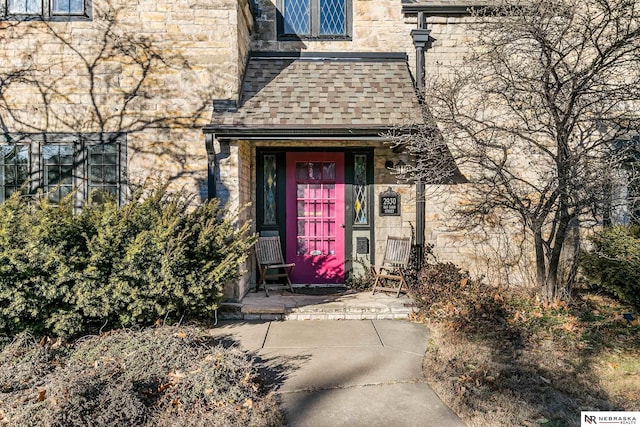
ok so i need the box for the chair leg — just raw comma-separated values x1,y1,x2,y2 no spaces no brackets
257,267,266,293
395,279,403,297
285,269,294,293
371,267,379,294
395,271,409,298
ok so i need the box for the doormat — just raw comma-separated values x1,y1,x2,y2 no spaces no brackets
289,286,349,296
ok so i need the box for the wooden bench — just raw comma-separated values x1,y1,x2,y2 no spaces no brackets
255,236,295,297
371,236,411,297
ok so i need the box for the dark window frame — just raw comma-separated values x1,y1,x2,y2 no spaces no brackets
0,143,29,203
276,0,352,41
1,0,91,21
0,132,127,205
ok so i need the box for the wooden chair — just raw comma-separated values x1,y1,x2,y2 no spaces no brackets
371,236,412,297
255,236,295,297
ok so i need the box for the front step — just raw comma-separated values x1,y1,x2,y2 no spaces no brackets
218,289,418,321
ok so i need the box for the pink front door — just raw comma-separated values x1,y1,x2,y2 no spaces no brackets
285,152,345,284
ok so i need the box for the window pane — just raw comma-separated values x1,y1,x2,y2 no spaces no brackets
43,144,73,164
103,165,117,183
89,165,102,181
60,165,73,185
353,154,367,224
46,166,59,183
320,0,346,35
16,150,29,183
52,0,84,14
1,145,29,203
90,153,103,164
43,144,74,202
283,0,310,35
8,0,41,14
310,163,322,181
104,152,117,165
263,154,277,226
5,165,16,185
88,143,119,198
322,162,335,180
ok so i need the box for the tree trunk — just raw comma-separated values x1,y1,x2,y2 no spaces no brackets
533,229,547,300
546,199,571,302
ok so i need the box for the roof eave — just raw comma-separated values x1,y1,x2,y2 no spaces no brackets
401,3,488,15
202,125,412,140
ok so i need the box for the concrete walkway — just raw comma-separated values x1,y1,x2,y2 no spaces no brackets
210,320,466,427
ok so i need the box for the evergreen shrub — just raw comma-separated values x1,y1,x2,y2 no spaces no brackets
580,225,640,309
0,187,255,337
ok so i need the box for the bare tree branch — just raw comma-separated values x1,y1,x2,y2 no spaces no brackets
389,0,640,301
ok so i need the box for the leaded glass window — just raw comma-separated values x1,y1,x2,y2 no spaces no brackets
278,0,350,38
320,0,345,35
0,144,29,202
353,154,367,224
263,154,277,225
283,0,310,35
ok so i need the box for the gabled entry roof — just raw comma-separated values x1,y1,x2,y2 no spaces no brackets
205,52,423,139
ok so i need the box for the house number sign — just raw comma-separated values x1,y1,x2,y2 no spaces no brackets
379,187,401,216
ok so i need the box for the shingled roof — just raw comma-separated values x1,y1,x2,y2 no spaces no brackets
206,52,423,138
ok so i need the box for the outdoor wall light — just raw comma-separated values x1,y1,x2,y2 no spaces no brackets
385,153,410,174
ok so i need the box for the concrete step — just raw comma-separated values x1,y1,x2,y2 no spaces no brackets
218,289,418,321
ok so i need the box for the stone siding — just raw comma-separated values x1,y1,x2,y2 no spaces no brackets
251,0,417,74
0,0,254,197
1,0,540,291
373,145,416,265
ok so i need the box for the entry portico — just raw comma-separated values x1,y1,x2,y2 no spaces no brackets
204,51,423,300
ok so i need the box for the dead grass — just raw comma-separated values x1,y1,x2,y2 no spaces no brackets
0,326,284,427
412,275,640,427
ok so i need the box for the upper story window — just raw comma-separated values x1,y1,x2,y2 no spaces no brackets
278,0,351,40
3,0,90,19
51,0,84,14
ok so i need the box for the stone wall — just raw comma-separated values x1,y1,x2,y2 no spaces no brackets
215,138,254,300
0,0,540,289
373,145,416,263
0,0,254,198
420,15,539,286
251,0,417,72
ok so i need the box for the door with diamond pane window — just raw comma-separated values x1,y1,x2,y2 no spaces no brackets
286,152,345,284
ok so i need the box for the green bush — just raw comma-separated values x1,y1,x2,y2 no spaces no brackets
580,225,640,309
0,187,255,337
0,194,85,337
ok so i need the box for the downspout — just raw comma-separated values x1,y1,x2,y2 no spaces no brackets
411,13,431,268
205,133,217,200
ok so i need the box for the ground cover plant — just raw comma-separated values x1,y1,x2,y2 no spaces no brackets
410,255,640,427
0,326,283,427
0,187,255,338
